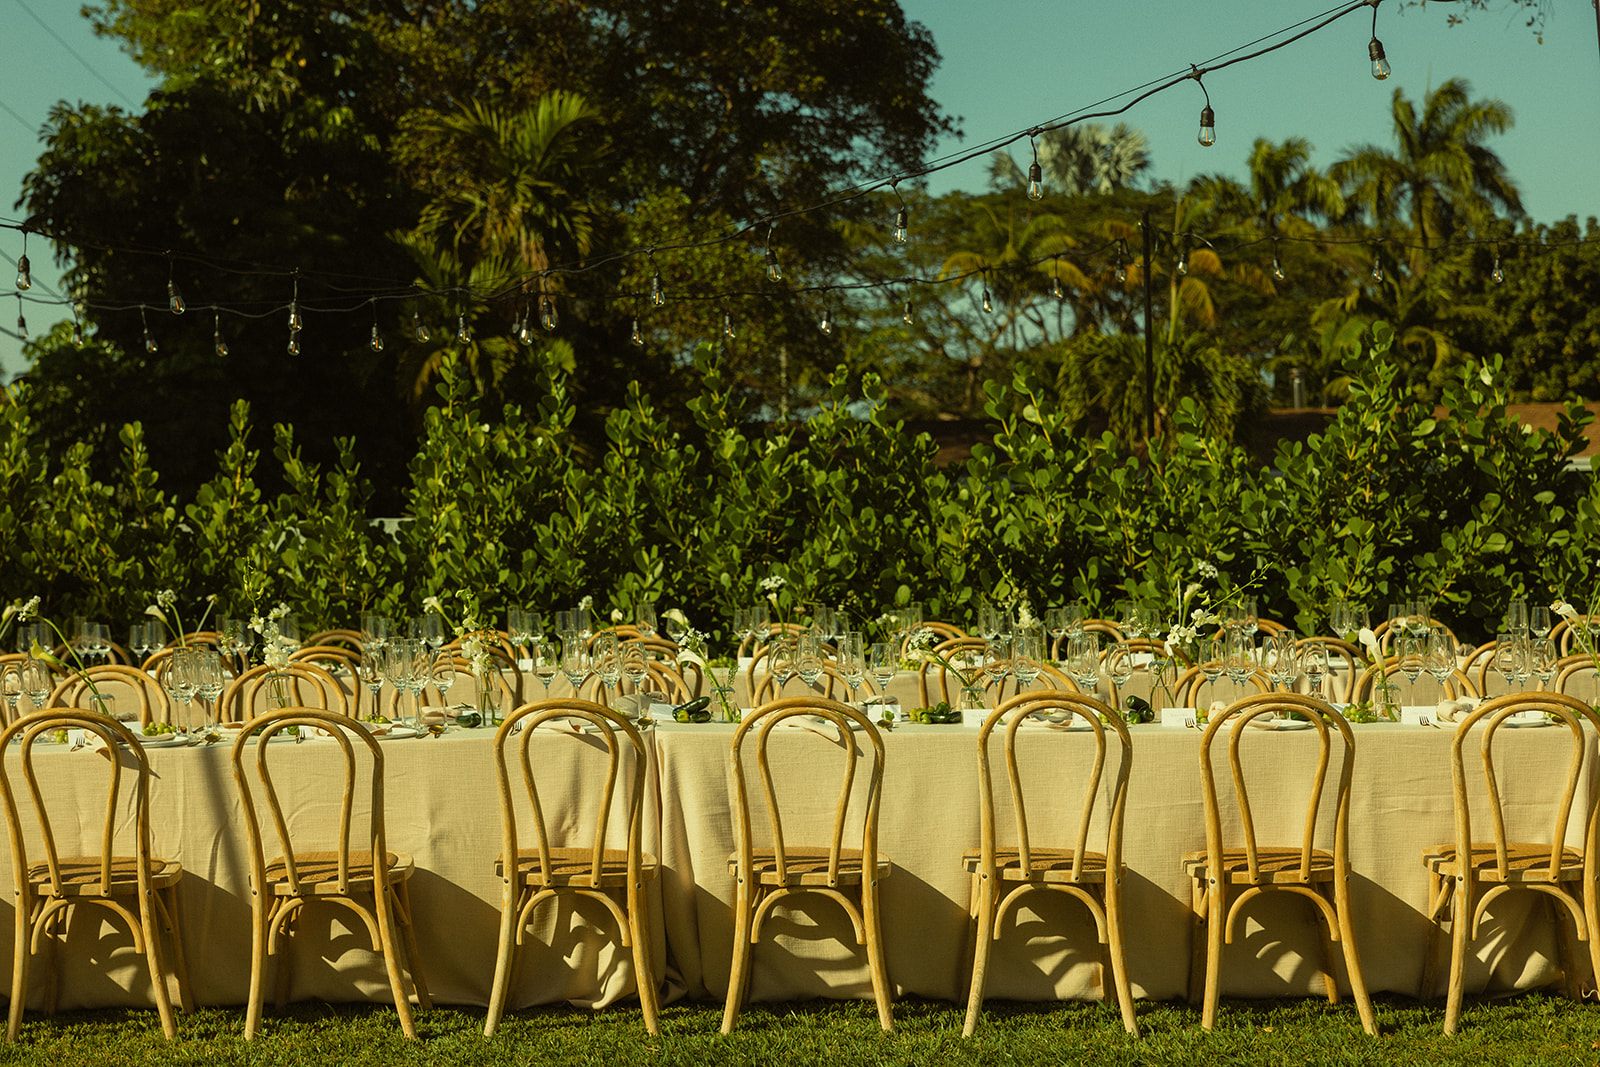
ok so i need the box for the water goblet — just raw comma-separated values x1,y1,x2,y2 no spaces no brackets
1,665,22,719
21,659,51,712
868,641,898,697
635,601,657,638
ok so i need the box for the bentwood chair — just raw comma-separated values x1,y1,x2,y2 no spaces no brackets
1552,653,1600,702
722,696,892,1033
304,629,365,653
290,644,363,675
1181,693,1376,1035
1352,658,1477,704
220,662,349,721
1172,665,1269,709
0,710,191,1039
483,699,660,1036
1418,693,1600,1034
962,691,1137,1036
582,660,692,707
1294,638,1363,702
1553,616,1600,656
231,708,429,1039
45,663,172,727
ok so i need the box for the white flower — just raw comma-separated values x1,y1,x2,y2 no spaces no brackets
906,627,937,658
1196,561,1219,580
610,608,624,623
1358,626,1381,662
422,595,443,614
1552,600,1578,621
1015,603,1037,629
758,576,786,594
156,589,177,608
1182,582,1202,604
145,603,168,621
578,594,594,612
17,596,39,621
662,608,689,628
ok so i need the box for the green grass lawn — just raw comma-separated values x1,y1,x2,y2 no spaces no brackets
2,993,1600,1067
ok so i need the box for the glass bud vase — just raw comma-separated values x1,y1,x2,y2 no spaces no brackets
959,684,987,712
474,668,499,726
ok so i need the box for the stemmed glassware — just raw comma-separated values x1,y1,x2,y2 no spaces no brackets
357,650,385,718
1013,630,1043,694
591,631,622,700
1505,598,1529,637
837,632,866,707
1198,636,1225,706
1265,632,1299,692
1493,632,1525,695
635,601,657,638
360,613,391,653
384,640,417,726
768,636,797,698
129,621,158,663
1104,640,1133,706
1301,641,1330,702
194,649,225,729
868,641,897,699
1425,628,1456,700
621,641,650,694
1396,633,1425,705
405,641,432,727
1,664,22,720
431,650,456,707
530,637,559,696
507,609,539,660
559,631,589,696
21,659,50,713
796,631,825,691
1224,631,1254,699
1530,606,1553,640
1530,636,1558,691
982,637,1011,698
163,648,199,725
1065,631,1100,697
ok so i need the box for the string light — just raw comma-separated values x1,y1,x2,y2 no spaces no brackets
1026,133,1044,201
456,313,471,344
980,274,994,314
1492,250,1505,284
650,257,666,306
722,309,735,339
819,304,833,335
902,298,913,326
1368,2,1391,80
369,300,384,352
518,303,535,345
1051,257,1065,302
167,258,185,315
892,181,910,244
1194,70,1215,147
140,305,157,354
213,308,228,358
1271,239,1286,281
630,317,645,346
14,230,29,291
1176,249,1189,276
14,294,26,340
412,310,430,342
1370,255,1384,283
1114,239,1128,284
286,275,302,355
540,293,558,331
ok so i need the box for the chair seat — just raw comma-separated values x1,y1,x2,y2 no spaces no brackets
26,856,183,895
727,846,891,886
264,850,413,894
496,847,660,887
960,847,1109,883
1422,842,1585,882
1182,847,1336,884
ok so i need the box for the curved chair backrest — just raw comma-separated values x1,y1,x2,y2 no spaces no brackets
1554,653,1599,699
753,660,865,704
222,662,348,721
915,638,988,707
1553,617,1600,657
494,699,649,888
736,623,811,660
581,659,692,707
291,644,362,673
1173,666,1270,708
1197,693,1355,884
1446,693,1600,887
385,653,514,714
729,697,886,888
0,710,153,898
46,664,172,727
1294,638,1362,702
976,690,1131,882
446,630,517,660
231,708,388,897
1352,658,1477,702
305,629,365,653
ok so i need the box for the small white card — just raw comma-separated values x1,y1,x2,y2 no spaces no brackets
1159,707,1197,729
1399,705,1434,726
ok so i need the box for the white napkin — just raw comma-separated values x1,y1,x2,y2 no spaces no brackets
1434,698,1475,724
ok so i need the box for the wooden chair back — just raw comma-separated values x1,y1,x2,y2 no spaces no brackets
0,709,155,899
290,644,362,674
1173,666,1269,708
729,697,885,888
1352,658,1477,702
1445,693,1600,887
230,708,388,897
1554,653,1599,699
1294,638,1363,702
305,629,365,652
580,660,692,707
221,662,348,721
493,699,650,888
915,638,988,707
1197,694,1354,884
752,661,870,704
45,664,172,727
975,690,1131,882
1553,617,1600,656
736,623,810,659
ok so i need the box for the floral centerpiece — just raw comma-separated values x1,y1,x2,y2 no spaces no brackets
425,591,500,722
906,626,986,711
145,589,216,650
250,602,299,710
10,596,108,712
671,619,740,722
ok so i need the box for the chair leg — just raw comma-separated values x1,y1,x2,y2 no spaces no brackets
1103,879,1139,1036
1443,881,1472,1035
627,880,661,1036
1332,876,1377,1036
1186,874,1207,1005
244,900,269,1040
8,896,31,1041
1311,887,1341,1006
861,876,894,1032
1201,878,1226,1031
392,879,432,1009
158,886,193,1014
720,878,756,1034
373,888,418,1039
483,879,521,1037
139,890,179,1038
961,876,998,1037
1550,894,1581,1002
1418,873,1446,1001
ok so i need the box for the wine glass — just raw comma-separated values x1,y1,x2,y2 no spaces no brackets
530,638,559,696
1012,630,1043,694
868,641,897,698
1065,631,1099,697
635,600,657,638
1198,636,1225,706
1425,628,1456,699
982,637,1011,698
1492,632,1521,695
360,613,391,654
1301,641,1330,702
357,650,385,718
507,609,535,658
1224,631,1255,699
1104,640,1133,707
592,631,622,698
1,664,22,719
21,658,50,712
1267,632,1299,692
1506,598,1529,636
621,641,650,694
384,641,416,724
768,636,797,698
733,607,753,651
129,622,153,662
1531,636,1558,691
405,640,433,727
1396,633,1425,705
1530,606,1552,640
431,650,456,707
750,602,771,643
837,632,866,707
574,604,594,640
195,649,225,729
559,630,589,695
163,647,198,723
796,631,825,690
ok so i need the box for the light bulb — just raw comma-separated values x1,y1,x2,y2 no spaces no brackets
981,286,993,314
288,301,302,331
765,247,783,282
1176,252,1188,276
1052,276,1065,301
540,295,557,331
1369,38,1390,81
413,311,429,342
287,335,300,356
1198,105,1215,147
722,311,735,339
144,330,157,355
1371,257,1384,283
455,314,471,344
518,320,534,345
819,307,833,335
1115,263,1127,284
1027,160,1044,201
370,324,384,352
168,279,186,315
72,321,84,348
630,318,645,346
1492,257,1505,284
214,313,228,358
893,207,909,244
902,300,913,326
15,309,25,340
651,271,665,307
1272,256,1285,281
14,254,29,291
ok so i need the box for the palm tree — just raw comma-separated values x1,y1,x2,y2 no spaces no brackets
988,122,1150,197
1333,78,1522,261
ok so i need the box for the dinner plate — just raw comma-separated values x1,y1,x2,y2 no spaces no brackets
304,725,422,742
131,732,188,748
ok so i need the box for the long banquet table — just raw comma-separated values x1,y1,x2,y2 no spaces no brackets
1,713,1589,1016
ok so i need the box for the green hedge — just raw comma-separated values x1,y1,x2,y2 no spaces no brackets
2,324,1593,649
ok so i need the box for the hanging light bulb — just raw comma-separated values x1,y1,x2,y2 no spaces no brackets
518,309,535,345
722,310,735,339
893,206,909,244
456,314,471,344
650,271,665,307
902,299,913,326
1115,262,1127,284
287,301,302,332
540,294,558,331
15,295,26,340
287,334,300,356
413,310,430,342
1272,255,1286,282
1198,105,1215,147
819,306,833,335
141,306,157,354
1027,160,1044,201
981,285,993,314
72,303,84,348
1368,37,1390,80
1176,251,1189,276
765,246,783,282
368,324,384,353
1052,275,1065,301
214,310,229,358
1492,256,1505,285
15,232,30,291
167,279,186,315
630,318,645,346
1370,256,1384,283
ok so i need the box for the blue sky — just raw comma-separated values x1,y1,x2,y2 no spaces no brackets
2,1,1596,380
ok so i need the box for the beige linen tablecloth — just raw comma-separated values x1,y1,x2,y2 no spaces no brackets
0,718,1585,1012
